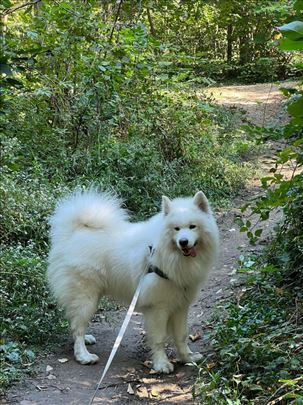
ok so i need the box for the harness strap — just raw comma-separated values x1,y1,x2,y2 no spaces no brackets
148,245,169,280
147,264,169,280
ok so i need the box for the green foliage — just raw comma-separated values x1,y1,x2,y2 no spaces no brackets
1,244,66,344
0,342,36,395
196,12,303,405
235,19,303,278
279,20,303,50
194,264,303,404
0,243,67,393
142,0,299,84
195,13,303,405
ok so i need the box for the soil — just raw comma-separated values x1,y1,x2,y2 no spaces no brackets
3,81,294,405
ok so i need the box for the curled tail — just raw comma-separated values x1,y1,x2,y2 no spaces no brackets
49,190,128,242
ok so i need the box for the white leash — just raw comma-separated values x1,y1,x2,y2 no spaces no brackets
88,277,144,405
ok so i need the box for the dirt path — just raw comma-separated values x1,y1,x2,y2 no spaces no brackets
203,81,295,126
5,82,292,405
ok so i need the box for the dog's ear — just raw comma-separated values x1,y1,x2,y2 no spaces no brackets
162,196,171,215
193,191,209,213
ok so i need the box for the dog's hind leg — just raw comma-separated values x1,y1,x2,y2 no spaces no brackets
70,296,100,365
144,308,174,374
170,307,202,363
61,279,100,365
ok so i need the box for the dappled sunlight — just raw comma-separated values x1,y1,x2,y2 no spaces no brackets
201,81,298,127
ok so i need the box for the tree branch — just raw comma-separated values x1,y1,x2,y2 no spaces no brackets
147,8,156,37
2,0,42,17
108,0,124,44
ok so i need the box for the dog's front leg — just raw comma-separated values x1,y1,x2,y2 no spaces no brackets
171,307,202,363
144,308,174,373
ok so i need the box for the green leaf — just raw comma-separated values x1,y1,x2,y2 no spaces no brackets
279,38,303,51
278,21,303,40
255,229,263,237
6,351,20,363
288,96,303,117
279,87,298,96
0,63,13,75
3,77,23,87
294,0,303,12
0,0,12,8
158,61,173,67
26,31,39,40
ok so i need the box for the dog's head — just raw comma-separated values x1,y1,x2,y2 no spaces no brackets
161,191,211,257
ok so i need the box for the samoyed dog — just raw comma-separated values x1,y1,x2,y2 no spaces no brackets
47,190,219,373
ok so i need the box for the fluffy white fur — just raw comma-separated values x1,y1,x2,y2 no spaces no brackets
47,190,219,373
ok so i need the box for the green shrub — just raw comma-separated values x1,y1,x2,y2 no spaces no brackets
0,341,36,395
194,266,303,404
1,244,67,344
195,17,303,405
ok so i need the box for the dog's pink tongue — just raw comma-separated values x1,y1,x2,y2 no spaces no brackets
190,247,197,257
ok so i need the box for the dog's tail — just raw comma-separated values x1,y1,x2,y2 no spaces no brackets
49,190,128,241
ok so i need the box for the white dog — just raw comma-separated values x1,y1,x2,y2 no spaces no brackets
47,190,219,373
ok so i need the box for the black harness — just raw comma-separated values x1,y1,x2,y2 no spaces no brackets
147,245,169,280
147,264,169,280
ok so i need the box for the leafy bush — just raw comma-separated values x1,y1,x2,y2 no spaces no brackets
0,342,36,395
1,244,66,344
195,265,303,404
236,19,303,279
196,16,303,405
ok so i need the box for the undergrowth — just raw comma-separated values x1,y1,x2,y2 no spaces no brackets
195,16,303,404
194,261,303,404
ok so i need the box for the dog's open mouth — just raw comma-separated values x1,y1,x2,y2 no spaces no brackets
181,244,197,257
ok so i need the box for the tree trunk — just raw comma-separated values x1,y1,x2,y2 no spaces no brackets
227,24,233,62
147,8,156,37
239,33,250,64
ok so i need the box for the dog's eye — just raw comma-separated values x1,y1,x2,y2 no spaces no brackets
189,225,196,229
174,227,180,231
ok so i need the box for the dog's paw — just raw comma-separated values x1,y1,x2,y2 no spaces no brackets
153,358,174,374
85,334,96,345
76,353,99,365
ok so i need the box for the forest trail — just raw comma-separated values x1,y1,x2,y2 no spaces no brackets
5,81,292,405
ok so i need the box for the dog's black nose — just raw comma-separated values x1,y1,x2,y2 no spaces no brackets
179,238,188,247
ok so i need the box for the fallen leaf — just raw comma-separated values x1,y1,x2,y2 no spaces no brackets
127,383,135,395
58,358,69,363
137,386,149,398
189,332,201,342
46,365,53,373
36,385,48,391
149,368,157,375
142,360,152,368
140,377,157,384
206,362,216,369
151,388,159,397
